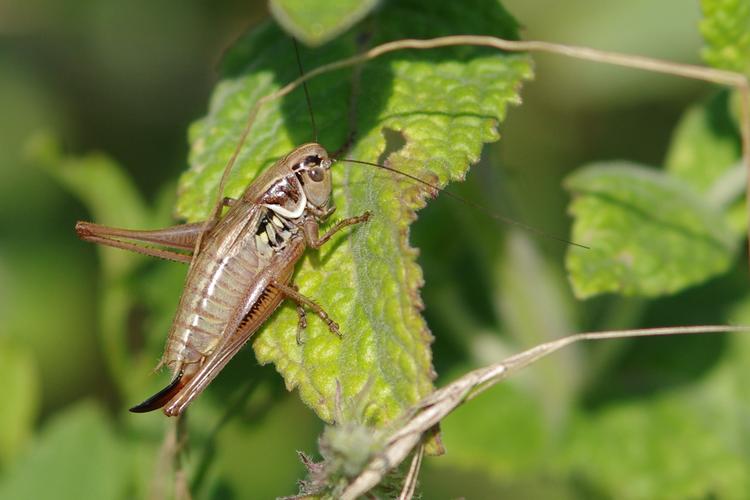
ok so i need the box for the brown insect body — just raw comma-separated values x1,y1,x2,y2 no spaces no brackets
77,142,370,416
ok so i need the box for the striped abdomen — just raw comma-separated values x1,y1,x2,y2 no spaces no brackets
162,203,301,374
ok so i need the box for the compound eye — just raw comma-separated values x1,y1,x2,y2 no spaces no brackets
308,166,325,182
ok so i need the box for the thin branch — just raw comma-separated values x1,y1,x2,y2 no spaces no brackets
397,444,424,500
148,419,177,500
149,415,193,500
339,325,750,499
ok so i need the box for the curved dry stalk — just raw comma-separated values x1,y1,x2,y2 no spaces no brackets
208,35,750,256
148,420,177,500
397,444,424,500
338,324,750,500
149,415,192,500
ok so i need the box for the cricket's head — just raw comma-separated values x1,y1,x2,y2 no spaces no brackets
249,142,333,220
291,142,333,211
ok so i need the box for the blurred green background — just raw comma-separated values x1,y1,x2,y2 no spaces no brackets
1,0,749,498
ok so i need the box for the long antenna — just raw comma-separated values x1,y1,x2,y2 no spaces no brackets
292,38,318,142
338,158,590,250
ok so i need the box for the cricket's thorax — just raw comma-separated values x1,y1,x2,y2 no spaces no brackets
254,211,299,258
259,175,307,218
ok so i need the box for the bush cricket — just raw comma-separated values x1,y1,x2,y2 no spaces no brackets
74,38,473,416
77,140,377,415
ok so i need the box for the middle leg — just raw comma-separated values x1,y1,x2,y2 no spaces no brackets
272,280,340,338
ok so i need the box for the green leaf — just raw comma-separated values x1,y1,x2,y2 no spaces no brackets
665,90,740,195
28,132,152,278
29,133,150,233
177,0,531,426
0,340,39,466
564,388,750,499
269,0,380,47
562,317,750,499
700,0,750,76
438,381,546,476
30,133,168,398
0,402,130,500
565,163,737,298
494,231,581,422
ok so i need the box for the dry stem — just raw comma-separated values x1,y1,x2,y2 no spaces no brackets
339,325,750,499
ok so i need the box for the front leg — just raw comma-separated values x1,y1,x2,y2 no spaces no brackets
303,211,372,249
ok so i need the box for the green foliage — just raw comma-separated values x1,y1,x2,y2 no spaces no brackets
0,403,130,500
298,423,390,497
564,1,749,300
30,134,173,403
701,0,750,75
269,0,380,46
31,133,152,278
564,383,750,499
665,90,741,193
4,0,750,498
565,163,737,298
561,297,750,499
665,90,747,234
438,382,546,476
0,340,39,466
178,0,531,426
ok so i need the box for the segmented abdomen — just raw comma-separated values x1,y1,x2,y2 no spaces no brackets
162,204,297,372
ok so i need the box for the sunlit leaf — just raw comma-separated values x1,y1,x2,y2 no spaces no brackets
565,163,737,298
177,0,531,426
269,0,380,47
700,0,750,76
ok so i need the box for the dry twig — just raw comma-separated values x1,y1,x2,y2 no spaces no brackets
339,325,750,499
